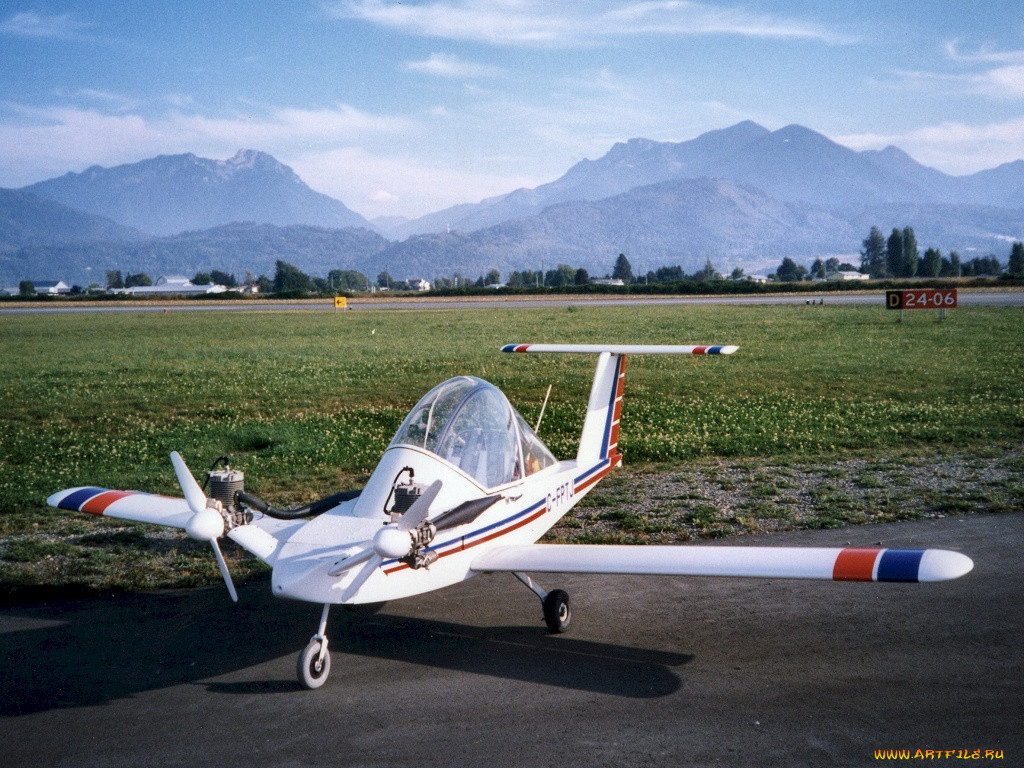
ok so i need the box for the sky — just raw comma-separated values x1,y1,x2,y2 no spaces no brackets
1,1,1023,221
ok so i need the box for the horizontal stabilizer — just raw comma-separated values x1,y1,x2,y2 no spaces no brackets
471,544,973,583
502,343,738,355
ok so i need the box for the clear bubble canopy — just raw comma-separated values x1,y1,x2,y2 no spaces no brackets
389,377,556,488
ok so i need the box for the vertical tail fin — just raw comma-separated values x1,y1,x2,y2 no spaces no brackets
502,343,737,469
577,352,626,466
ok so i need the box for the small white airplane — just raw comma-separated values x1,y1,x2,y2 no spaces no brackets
48,344,973,688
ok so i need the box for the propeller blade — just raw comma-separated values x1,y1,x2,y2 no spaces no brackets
329,480,443,579
340,554,382,601
170,451,206,515
210,539,238,602
432,495,501,531
327,544,375,577
395,479,443,532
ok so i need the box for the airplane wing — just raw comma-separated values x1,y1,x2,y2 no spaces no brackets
48,486,194,528
471,544,973,583
46,485,299,566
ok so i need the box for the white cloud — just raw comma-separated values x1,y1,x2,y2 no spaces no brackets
0,102,415,187
835,116,1024,175
290,146,542,219
890,41,1024,100
405,52,502,78
330,0,852,47
0,11,91,39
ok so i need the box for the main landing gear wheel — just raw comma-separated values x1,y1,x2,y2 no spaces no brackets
543,589,571,633
298,639,331,689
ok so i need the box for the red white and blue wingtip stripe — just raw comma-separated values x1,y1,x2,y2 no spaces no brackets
47,486,193,528
501,343,738,355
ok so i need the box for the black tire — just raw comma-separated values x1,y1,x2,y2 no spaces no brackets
298,640,331,689
542,589,571,633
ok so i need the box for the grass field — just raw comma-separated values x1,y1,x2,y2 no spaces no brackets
2,303,1022,598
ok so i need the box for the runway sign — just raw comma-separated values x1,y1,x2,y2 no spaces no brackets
886,288,957,310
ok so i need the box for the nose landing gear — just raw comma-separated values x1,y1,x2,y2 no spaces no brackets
298,604,332,689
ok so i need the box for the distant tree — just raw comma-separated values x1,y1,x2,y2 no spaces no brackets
210,269,237,287
1009,242,1024,276
376,271,392,289
255,275,272,293
612,253,633,283
273,260,314,293
574,268,590,286
328,269,369,291
940,251,962,278
902,227,919,278
124,272,152,288
105,269,124,289
886,228,904,277
922,247,943,277
484,268,502,286
775,257,803,282
654,265,685,282
810,258,825,279
860,226,887,277
18,280,35,296
192,272,211,285
838,262,858,272
729,267,745,280
545,264,577,287
692,257,719,281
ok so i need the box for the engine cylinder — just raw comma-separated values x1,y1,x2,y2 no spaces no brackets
208,468,244,512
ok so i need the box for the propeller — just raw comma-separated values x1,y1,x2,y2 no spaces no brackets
171,451,238,602
328,480,443,577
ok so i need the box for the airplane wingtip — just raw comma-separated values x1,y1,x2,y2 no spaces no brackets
918,550,974,582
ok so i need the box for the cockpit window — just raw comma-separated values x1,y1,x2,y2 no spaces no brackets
389,377,556,487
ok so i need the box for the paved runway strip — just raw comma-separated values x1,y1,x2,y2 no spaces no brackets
0,512,1019,767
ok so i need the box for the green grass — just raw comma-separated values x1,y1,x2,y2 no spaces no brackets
1,303,1022,596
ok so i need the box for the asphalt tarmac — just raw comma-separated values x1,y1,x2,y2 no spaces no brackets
1,512,1020,767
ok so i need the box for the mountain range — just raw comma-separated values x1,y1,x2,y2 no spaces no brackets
2,122,1023,287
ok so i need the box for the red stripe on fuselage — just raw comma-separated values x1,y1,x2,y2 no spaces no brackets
383,504,550,575
80,490,135,515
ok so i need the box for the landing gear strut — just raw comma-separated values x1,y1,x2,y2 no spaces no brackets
514,572,571,633
298,603,332,689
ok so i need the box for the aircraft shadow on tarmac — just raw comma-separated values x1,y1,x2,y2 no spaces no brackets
0,577,691,716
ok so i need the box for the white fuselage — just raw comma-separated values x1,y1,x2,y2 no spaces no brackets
269,445,617,604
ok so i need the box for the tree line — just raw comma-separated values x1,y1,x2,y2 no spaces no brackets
860,226,1023,279
87,235,1024,299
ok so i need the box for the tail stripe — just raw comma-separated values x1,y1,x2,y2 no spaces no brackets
601,355,626,460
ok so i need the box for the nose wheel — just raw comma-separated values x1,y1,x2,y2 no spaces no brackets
298,604,333,689
299,638,331,689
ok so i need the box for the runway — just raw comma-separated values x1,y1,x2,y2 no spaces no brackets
2,289,1022,314
1,512,1019,767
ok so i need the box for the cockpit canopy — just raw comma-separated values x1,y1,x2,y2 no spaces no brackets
389,376,557,488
